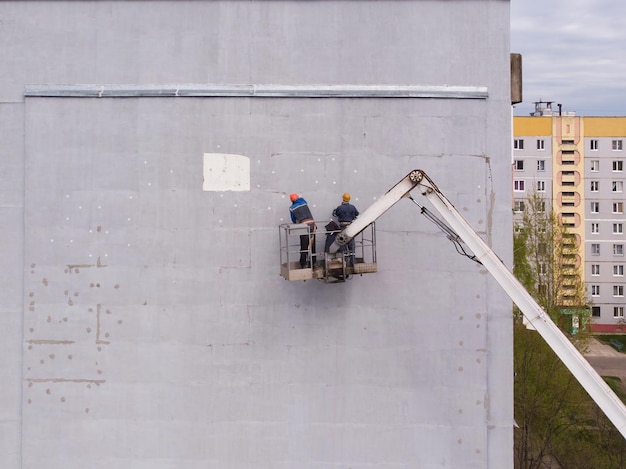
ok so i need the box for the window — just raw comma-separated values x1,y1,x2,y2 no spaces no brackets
615,223,624,234
537,139,545,150
614,265,624,276
614,244,624,256
591,201,600,213
592,285,600,296
614,306,625,318
592,306,601,317
591,222,599,234
592,264,600,276
614,285,624,297
537,160,545,171
514,180,525,191
562,139,575,145
537,180,545,192
614,160,623,172
590,180,599,192
538,243,547,255
514,139,524,150
613,139,623,151
514,160,524,171
614,202,624,214
592,243,601,255
538,263,547,274
613,181,624,192
590,139,599,150
590,160,599,171
514,201,525,212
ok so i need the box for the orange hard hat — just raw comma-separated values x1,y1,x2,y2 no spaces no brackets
290,193,299,202
342,192,351,202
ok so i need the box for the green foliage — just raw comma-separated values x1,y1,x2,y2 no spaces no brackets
604,376,626,402
597,335,626,352
514,322,626,468
512,190,626,467
513,190,588,330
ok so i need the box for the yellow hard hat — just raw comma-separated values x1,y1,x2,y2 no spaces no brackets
342,192,351,202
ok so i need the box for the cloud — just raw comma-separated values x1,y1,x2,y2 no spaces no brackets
511,0,626,116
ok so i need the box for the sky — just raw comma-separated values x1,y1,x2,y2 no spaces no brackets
510,0,626,117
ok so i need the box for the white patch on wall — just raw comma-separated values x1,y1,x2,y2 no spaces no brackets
203,153,250,191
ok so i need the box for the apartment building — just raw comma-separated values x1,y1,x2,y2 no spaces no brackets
514,102,626,332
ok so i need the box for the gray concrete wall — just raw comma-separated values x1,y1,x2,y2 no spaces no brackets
1,1,513,467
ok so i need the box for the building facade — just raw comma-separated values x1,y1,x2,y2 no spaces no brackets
514,103,626,332
1,1,514,467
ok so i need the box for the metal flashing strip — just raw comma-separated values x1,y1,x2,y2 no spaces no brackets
24,84,488,99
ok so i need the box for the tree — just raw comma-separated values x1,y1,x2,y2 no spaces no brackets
514,324,626,468
511,190,626,467
513,190,588,332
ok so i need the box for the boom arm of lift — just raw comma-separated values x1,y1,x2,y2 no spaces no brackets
333,169,626,440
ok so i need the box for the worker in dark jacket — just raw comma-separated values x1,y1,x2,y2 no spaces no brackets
333,193,359,265
289,193,316,268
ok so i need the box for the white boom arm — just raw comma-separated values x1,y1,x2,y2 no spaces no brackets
328,170,422,253
339,169,626,439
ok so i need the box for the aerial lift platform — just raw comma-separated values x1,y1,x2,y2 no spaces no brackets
278,222,377,283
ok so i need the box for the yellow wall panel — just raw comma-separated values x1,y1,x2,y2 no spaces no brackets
513,116,552,136
583,117,626,136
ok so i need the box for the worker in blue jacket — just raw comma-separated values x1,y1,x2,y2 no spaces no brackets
333,193,359,265
289,193,317,268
